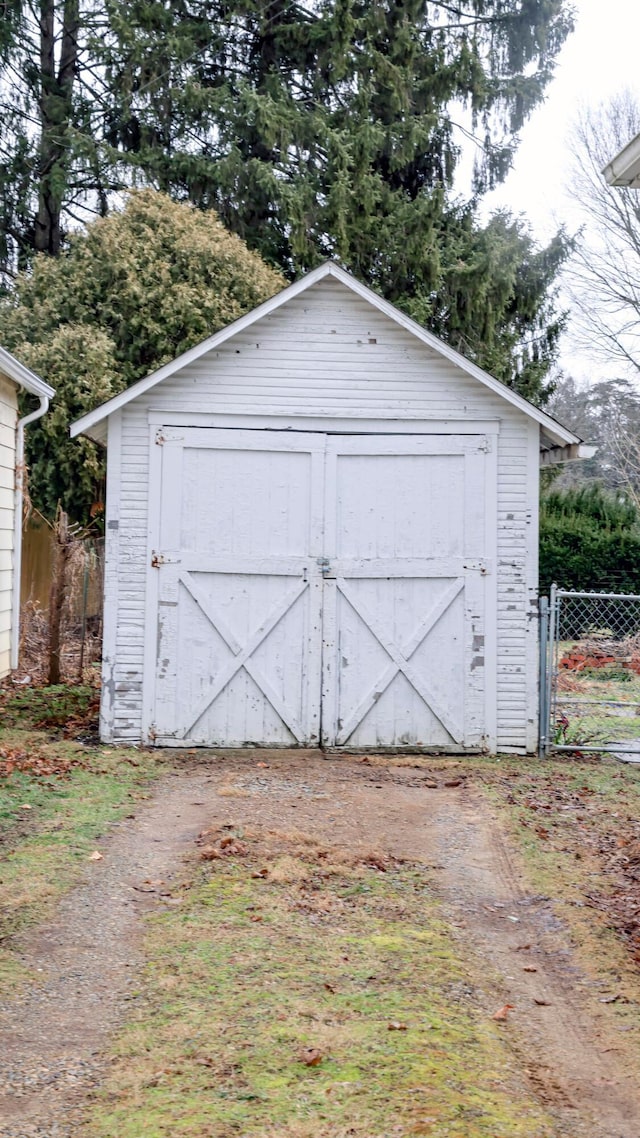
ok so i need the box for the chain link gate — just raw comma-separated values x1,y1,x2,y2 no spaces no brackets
540,587,640,757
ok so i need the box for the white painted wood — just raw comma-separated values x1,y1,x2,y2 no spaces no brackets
147,411,501,435
147,428,493,749
0,348,53,401
320,434,492,750
148,429,326,746
100,410,122,740
98,278,542,753
0,376,17,678
525,416,542,753
483,434,498,752
71,263,579,451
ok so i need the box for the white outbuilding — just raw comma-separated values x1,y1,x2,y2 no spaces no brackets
72,262,583,753
0,348,54,678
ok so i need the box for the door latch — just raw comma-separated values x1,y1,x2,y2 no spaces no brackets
317,557,332,578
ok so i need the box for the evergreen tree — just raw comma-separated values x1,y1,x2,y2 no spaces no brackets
0,1,111,275
97,0,574,399
540,484,640,595
2,2,574,399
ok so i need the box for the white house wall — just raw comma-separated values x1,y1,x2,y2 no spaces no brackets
0,376,17,678
104,277,539,752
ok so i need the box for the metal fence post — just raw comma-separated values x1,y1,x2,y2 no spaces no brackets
546,582,555,751
539,595,549,757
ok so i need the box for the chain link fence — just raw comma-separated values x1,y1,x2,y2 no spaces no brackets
541,586,640,757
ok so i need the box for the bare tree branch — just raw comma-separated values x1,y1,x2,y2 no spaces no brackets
566,92,640,379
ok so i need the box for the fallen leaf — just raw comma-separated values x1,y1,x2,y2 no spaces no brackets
256,762,269,768
219,835,244,851
299,1047,324,1066
88,850,103,861
19,804,32,810
533,998,551,1006
144,1072,165,1087
443,778,462,787
523,966,538,973
491,1004,514,1021
600,994,621,1004
388,1022,408,1031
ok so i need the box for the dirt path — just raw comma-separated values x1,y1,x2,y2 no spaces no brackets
1,753,639,1137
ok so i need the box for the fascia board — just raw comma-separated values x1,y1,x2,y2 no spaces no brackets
602,132,640,187
326,266,580,446
70,263,335,438
0,345,55,399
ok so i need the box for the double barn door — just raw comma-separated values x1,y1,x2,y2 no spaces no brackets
147,427,492,749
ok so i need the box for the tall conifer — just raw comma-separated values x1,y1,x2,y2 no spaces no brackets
1,2,574,398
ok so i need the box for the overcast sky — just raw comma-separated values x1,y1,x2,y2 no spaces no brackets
468,1,638,384
484,0,640,242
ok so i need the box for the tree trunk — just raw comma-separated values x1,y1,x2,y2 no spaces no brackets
34,0,80,255
48,509,71,684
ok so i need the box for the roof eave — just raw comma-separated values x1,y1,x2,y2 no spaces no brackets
602,132,640,188
0,345,55,400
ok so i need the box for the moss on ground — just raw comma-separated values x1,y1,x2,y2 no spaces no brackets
85,827,558,1138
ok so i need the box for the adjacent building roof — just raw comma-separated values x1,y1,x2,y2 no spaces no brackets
0,345,55,400
602,131,640,188
71,261,581,454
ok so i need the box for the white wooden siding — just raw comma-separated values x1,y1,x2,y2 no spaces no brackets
104,277,537,751
0,376,17,678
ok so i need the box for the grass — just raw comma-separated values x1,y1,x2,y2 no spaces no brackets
0,683,99,731
554,658,640,747
0,685,164,992
3,685,640,1135
84,826,558,1138
479,754,640,1031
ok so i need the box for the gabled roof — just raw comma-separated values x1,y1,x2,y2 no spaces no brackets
71,261,579,449
0,345,55,400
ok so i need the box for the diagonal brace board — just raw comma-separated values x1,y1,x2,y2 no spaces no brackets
178,571,308,741
335,578,465,745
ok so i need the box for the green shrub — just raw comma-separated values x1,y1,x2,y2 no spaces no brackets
540,484,640,594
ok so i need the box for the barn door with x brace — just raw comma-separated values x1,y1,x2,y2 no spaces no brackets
147,428,326,746
146,428,492,749
319,435,492,751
